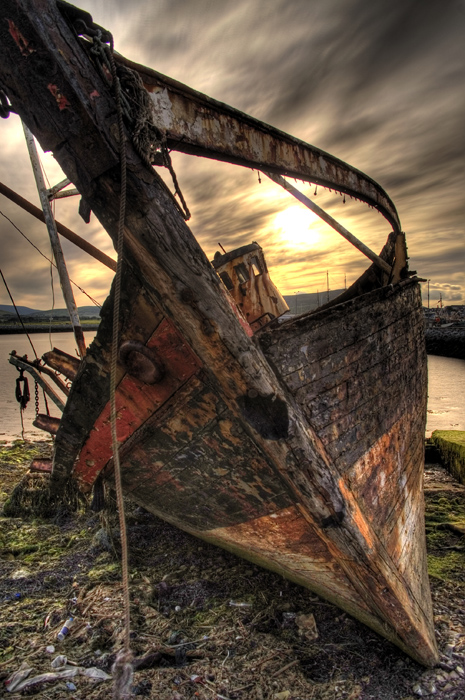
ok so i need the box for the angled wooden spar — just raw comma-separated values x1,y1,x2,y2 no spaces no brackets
0,181,117,272
264,172,392,276
116,55,401,233
23,123,86,357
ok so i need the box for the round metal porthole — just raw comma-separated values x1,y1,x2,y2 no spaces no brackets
118,340,164,384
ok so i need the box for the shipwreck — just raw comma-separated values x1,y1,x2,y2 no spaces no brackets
0,0,438,666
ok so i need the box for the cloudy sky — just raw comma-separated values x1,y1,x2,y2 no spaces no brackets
0,0,463,312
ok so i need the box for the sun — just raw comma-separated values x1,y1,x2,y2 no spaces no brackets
273,205,322,249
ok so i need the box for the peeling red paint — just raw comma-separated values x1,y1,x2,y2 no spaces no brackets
47,84,70,111
74,317,202,489
7,19,35,56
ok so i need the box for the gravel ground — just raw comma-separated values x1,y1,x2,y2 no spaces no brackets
1,441,465,699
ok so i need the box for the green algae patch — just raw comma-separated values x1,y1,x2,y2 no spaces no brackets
0,440,49,466
0,440,53,512
424,470,465,581
427,550,465,581
431,430,465,485
88,561,120,581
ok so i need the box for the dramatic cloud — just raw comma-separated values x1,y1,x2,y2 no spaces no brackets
0,0,463,312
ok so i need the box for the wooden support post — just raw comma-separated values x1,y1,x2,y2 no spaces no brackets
264,171,392,276
22,123,87,357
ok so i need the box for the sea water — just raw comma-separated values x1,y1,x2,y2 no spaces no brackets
0,332,464,442
0,331,96,442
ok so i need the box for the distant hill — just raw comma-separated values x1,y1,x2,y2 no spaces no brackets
0,305,38,317
0,305,101,319
283,289,345,314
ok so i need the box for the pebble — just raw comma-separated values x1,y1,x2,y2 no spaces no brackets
92,528,112,551
447,671,460,680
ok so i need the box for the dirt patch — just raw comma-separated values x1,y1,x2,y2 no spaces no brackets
1,443,465,699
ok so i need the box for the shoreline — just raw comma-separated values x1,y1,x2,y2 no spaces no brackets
0,323,100,334
1,325,464,360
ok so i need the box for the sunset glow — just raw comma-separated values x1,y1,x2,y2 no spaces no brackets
0,0,463,311
273,206,323,250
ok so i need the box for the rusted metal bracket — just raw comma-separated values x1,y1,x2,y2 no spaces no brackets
42,348,81,382
9,352,66,412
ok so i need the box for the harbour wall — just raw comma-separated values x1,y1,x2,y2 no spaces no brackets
425,327,465,360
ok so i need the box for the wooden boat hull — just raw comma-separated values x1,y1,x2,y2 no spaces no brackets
0,1,437,666
51,260,437,666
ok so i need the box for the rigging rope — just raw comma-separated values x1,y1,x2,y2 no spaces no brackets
105,37,133,699
0,268,38,358
90,36,190,220
0,209,101,306
1,267,37,439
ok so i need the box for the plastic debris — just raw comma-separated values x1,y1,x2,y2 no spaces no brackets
4,662,33,693
228,600,252,607
83,667,112,680
66,681,77,690
57,617,74,641
5,667,78,693
51,655,68,669
4,662,111,693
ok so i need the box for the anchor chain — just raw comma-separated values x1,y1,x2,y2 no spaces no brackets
34,380,40,418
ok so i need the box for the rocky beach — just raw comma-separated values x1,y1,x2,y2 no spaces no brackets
1,441,465,700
